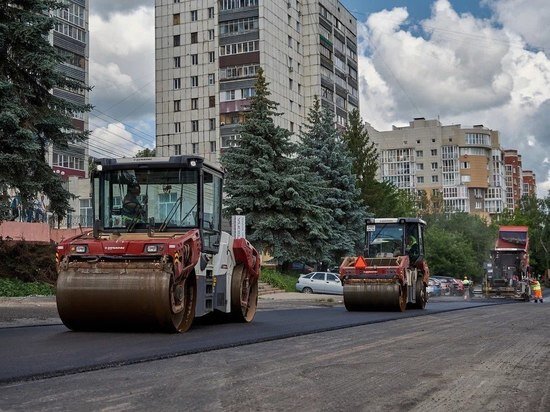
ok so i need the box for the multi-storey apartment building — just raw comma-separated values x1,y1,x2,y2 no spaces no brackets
522,170,537,197
155,0,358,163
50,0,90,227
503,149,523,210
368,118,507,219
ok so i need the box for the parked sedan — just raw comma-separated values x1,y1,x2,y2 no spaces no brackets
295,272,343,295
427,278,442,297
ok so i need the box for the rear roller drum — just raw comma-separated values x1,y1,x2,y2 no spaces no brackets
343,282,406,312
231,263,258,322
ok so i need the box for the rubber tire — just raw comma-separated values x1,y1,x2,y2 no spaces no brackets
412,277,427,309
302,287,313,294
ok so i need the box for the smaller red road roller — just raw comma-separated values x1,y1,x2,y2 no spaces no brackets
56,155,260,332
339,218,430,312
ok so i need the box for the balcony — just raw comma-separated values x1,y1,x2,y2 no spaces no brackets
219,99,251,114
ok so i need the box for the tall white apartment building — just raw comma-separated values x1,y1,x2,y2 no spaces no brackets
155,0,359,163
368,118,507,219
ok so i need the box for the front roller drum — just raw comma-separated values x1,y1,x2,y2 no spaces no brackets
56,265,197,333
343,282,406,312
231,263,258,322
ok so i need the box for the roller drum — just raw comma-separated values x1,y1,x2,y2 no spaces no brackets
56,263,191,332
343,282,405,311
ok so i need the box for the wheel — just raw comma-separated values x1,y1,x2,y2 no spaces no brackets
302,287,313,294
231,264,258,323
168,272,197,333
397,285,407,312
413,277,427,309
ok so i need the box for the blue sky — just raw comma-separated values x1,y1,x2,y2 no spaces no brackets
88,0,550,196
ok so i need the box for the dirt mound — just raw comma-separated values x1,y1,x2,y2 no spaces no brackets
0,239,57,284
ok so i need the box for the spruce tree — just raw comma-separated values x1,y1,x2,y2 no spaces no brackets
0,1,90,220
220,68,325,264
297,98,365,263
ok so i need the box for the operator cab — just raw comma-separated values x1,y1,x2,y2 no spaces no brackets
91,156,223,253
365,217,426,263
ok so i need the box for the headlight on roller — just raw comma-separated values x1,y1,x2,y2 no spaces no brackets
145,244,159,253
74,245,87,253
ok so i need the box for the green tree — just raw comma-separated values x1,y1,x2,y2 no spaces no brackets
424,212,496,281
424,226,479,279
135,148,156,158
220,68,326,265
297,98,365,263
0,0,90,220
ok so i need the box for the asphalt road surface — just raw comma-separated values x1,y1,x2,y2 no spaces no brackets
0,296,548,411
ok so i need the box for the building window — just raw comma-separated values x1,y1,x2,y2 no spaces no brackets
209,118,216,130
416,163,424,171
174,144,181,155
219,40,260,56
208,7,214,18
417,176,424,183
209,95,215,107
416,150,423,158
462,162,470,169
210,141,217,152
208,51,215,62
173,35,181,47
192,143,198,153
191,76,198,87
79,199,93,227
208,73,215,85
191,10,198,21
191,54,198,65
288,35,292,48
241,87,255,98
289,78,293,89
191,98,198,109
208,29,214,40
290,121,294,133
431,149,438,156
173,13,180,25
432,175,439,183
288,14,291,25
191,32,198,43
431,162,438,170
174,56,181,68
174,122,181,133
173,78,181,89
174,100,181,112
191,120,199,132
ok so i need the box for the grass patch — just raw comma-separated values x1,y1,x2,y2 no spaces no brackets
260,268,299,292
0,278,55,297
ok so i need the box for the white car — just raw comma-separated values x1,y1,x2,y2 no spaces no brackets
295,272,343,295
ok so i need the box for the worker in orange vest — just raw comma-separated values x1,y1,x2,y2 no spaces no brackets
531,278,543,303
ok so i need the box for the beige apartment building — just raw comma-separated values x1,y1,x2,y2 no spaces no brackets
368,118,508,219
154,0,359,162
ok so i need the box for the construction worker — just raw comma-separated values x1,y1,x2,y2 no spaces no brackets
406,235,419,258
531,278,543,303
462,276,471,299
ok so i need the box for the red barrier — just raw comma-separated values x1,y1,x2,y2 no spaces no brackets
0,221,92,244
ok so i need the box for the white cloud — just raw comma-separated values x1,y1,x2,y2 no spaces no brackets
89,6,155,124
483,0,550,52
89,123,153,159
358,0,550,197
